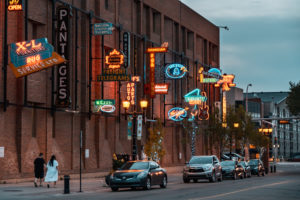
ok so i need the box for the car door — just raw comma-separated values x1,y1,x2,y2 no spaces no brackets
213,156,221,177
149,162,159,185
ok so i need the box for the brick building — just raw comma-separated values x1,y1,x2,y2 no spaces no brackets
0,0,220,179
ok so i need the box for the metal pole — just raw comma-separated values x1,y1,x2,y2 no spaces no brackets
246,83,252,113
79,130,82,192
24,0,28,106
51,0,56,116
3,0,8,111
132,114,137,160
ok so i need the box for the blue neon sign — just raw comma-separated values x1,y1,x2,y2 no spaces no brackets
168,107,187,121
184,89,207,105
165,63,187,79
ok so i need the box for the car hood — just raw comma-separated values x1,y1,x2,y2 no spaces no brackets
222,166,234,170
188,164,212,168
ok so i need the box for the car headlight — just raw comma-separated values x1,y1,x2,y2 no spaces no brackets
137,171,148,179
203,166,212,171
110,174,114,179
183,166,189,172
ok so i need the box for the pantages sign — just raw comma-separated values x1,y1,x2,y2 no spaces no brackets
55,6,70,107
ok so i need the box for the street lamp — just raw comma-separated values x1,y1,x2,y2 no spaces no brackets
234,123,239,128
218,26,229,31
122,99,148,160
246,83,252,113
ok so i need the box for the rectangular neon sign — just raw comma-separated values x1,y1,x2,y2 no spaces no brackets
8,0,23,11
146,47,168,53
155,83,169,94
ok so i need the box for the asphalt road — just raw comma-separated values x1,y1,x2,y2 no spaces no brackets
1,162,300,200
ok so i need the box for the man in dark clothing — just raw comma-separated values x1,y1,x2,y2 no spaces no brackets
34,153,45,187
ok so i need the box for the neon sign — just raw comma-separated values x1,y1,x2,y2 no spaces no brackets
184,89,207,105
165,64,187,79
105,49,124,69
93,99,116,113
9,38,65,78
168,107,188,121
146,47,168,98
8,0,23,11
199,67,221,83
97,68,130,81
214,74,236,91
127,82,136,105
154,83,169,94
131,76,141,82
100,105,116,113
198,94,209,120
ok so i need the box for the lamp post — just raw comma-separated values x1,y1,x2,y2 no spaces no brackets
246,83,252,113
122,99,148,160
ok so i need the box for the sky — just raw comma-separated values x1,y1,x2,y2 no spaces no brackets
181,0,300,92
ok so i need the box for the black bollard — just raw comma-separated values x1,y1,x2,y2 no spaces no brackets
270,166,273,173
64,175,70,194
274,165,276,173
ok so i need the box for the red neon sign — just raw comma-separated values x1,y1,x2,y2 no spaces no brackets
146,47,168,53
214,74,236,91
154,83,169,94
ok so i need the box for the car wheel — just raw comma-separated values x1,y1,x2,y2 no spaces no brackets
160,176,167,188
111,187,118,192
193,179,198,183
262,171,265,176
144,177,151,190
233,172,237,180
209,172,216,182
244,172,247,178
183,177,190,183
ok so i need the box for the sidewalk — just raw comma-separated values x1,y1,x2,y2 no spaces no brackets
0,165,183,199
0,165,184,184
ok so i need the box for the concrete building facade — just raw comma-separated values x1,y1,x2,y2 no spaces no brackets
0,0,220,179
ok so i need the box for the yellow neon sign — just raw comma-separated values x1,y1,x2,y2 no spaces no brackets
215,74,236,91
105,49,124,69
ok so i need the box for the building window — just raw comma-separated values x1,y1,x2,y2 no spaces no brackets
153,11,161,34
187,31,193,50
105,0,109,10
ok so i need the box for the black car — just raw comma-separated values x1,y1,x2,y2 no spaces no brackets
248,159,265,176
239,161,251,178
221,160,244,180
109,161,167,191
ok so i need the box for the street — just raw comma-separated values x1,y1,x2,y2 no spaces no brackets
0,162,299,200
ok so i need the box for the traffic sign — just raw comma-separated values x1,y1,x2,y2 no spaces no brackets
94,23,113,35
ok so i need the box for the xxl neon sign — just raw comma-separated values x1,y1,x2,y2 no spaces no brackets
184,89,207,105
168,107,188,121
165,64,187,79
10,38,65,78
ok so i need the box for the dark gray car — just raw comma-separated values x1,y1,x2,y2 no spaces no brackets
183,155,222,183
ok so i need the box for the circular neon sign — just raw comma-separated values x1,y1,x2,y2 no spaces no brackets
165,64,187,79
100,105,116,113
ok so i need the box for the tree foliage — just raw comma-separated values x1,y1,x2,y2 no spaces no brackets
144,119,166,162
286,81,300,116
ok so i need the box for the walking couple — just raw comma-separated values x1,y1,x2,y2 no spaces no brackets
34,153,59,188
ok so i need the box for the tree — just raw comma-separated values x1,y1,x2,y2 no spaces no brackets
144,119,166,162
286,81,300,116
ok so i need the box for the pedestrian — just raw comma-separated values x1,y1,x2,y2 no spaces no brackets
45,155,59,188
34,153,46,187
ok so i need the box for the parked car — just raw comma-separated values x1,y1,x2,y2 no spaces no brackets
287,154,300,162
183,155,222,183
223,152,244,161
239,161,251,178
248,159,265,176
220,160,244,180
109,160,167,191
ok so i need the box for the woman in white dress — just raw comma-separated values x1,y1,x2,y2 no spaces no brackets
45,155,59,188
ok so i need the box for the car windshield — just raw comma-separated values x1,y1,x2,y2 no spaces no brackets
248,160,258,165
221,161,235,166
189,157,212,164
121,162,149,170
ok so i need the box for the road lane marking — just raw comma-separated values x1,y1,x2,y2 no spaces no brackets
188,180,293,200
